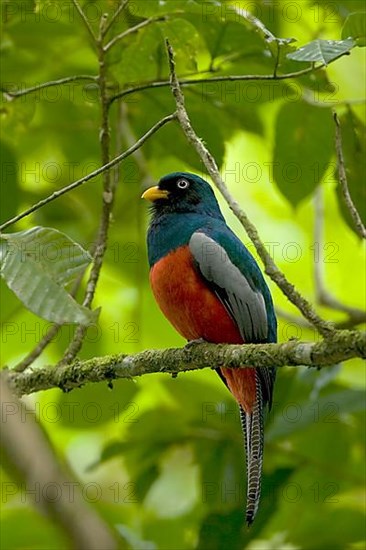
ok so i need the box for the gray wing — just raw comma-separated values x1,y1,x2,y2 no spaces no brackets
189,232,268,343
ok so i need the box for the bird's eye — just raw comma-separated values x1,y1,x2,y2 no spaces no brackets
177,178,190,190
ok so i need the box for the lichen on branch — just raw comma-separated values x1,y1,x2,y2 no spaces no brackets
4,330,365,397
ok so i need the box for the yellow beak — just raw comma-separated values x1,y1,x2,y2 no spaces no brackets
141,186,169,202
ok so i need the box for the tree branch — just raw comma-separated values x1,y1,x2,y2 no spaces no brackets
0,114,176,233
71,0,97,44
165,40,334,338
13,324,61,373
1,75,98,100
313,186,366,326
104,16,168,51
1,67,325,106
333,111,366,240
117,104,152,332
58,17,116,366
0,377,120,548
102,0,130,37
5,330,365,397
276,307,312,329
277,306,366,331
109,63,326,105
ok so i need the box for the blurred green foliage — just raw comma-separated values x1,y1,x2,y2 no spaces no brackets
1,1,365,549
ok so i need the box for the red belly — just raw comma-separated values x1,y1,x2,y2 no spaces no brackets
150,245,256,412
150,246,242,343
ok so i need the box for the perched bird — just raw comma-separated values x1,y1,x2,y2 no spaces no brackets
142,172,277,525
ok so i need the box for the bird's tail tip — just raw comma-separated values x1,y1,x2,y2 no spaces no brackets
245,511,255,528
245,497,259,528
241,371,264,527
245,495,259,527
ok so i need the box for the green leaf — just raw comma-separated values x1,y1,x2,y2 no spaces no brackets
197,509,246,550
143,515,197,550
194,438,244,512
267,389,366,441
57,378,139,428
0,248,95,325
113,17,203,83
197,468,296,548
287,38,355,65
273,101,334,206
0,92,37,135
129,89,226,170
96,406,190,499
297,69,337,94
342,12,366,46
335,109,366,233
160,18,201,72
184,15,267,66
113,25,163,84
308,0,366,13
0,227,96,324
267,37,297,67
130,0,214,17
1,226,91,285
250,468,296,536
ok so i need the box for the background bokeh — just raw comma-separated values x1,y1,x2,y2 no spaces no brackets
1,1,365,548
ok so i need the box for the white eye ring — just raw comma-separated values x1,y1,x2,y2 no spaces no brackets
177,178,189,189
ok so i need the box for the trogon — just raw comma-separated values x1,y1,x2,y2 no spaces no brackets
142,172,277,525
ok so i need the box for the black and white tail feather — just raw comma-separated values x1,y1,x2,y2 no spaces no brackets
188,230,276,524
240,370,264,526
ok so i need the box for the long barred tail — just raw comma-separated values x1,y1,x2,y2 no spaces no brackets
240,370,264,526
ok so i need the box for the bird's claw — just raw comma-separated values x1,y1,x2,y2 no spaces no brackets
158,366,178,378
185,338,206,349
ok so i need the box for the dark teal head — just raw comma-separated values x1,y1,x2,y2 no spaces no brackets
142,172,224,219
142,172,226,266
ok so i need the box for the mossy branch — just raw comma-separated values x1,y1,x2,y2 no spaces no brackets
4,330,365,397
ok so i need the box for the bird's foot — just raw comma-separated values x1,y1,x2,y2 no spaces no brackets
158,366,178,378
185,338,206,349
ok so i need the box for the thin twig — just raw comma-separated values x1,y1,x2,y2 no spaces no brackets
71,0,97,43
1,66,327,107
109,63,326,105
104,16,168,51
314,185,327,302
231,5,283,79
1,75,98,100
334,316,366,329
88,30,114,298
0,114,176,233
59,28,115,365
276,307,312,329
277,306,365,331
13,325,61,373
102,0,130,37
333,111,366,239
119,105,153,335
166,40,334,338
5,330,366,397
313,186,366,323
234,6,277,42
